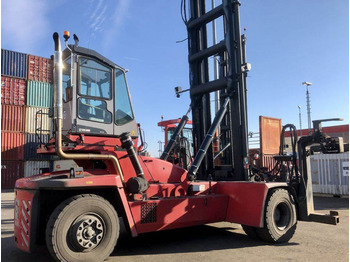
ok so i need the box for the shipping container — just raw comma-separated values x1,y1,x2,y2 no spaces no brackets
24,134,52,160
25,106,51,134
1,132,25,160
1,160,24,189
27,55,53,83
1,104,25,132
1,49,27,79
261,154,277,170
1,76,26,105
27,80,53,108
310,153,349,196
24,160,50,177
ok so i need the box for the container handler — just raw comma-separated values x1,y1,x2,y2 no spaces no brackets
14,1,342,261
158,117,193,168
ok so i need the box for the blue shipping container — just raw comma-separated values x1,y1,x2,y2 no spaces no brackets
1,49,27,79
24,134,52,160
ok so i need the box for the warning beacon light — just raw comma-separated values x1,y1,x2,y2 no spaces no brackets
63,31,70,42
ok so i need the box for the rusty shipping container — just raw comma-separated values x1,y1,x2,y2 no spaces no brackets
261,154,277,170
27,80,53,108
1,104,25,132
25,106,51,134
24,134,52,160
1,49,27,79
27,55,53,83
1,160,24,189
1,132,25,160
1,76,26,105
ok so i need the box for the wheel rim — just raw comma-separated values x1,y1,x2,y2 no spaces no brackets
274,202,291,230
69,214,105,251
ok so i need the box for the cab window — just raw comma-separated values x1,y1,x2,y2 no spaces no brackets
78,98,112,123
115,69,134,125
79,58,111,99
63,58,71,102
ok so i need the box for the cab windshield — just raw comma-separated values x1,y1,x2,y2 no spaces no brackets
79,57,111,99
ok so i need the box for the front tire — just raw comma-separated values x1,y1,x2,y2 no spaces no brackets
256,189,297,243
46,194,119,262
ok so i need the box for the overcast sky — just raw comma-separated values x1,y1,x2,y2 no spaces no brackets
2,0,349,156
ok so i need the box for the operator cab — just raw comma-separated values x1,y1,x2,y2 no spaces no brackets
61,45,138,137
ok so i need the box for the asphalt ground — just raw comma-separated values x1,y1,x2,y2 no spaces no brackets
1,190,349,262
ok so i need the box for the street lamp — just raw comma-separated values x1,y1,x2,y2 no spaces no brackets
298,105,302,136
302,82,312,134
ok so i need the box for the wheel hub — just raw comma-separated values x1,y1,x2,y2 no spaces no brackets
72,214,104,250
274,203,291,230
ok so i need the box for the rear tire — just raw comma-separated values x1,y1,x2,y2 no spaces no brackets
256,189,297,243
46,194,119,262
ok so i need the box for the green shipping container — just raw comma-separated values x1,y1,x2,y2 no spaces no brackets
27,80,53,108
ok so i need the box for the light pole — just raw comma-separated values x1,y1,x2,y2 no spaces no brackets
298,105,302,137
302,82,312,134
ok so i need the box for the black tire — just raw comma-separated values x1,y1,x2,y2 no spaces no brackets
256,189,297,243
46,194,119,262
241,225,259,240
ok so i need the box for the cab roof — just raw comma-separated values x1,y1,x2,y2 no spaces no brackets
62,44,125,71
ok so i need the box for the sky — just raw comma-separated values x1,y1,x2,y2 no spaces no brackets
1,0,349,157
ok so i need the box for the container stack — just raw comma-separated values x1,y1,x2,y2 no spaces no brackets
1,49,27,189
1,49,54,189
24,55,53,179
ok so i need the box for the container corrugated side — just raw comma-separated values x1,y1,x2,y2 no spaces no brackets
24,160,50,177
25,106,51,134
1,160,24,189
1,132,25,160
261,154,276,170
28,55,53,83
27,81,53,108
1,49,27,79
1,76,26,105
310,153,349,196
24,134,52,160
1,104,25,132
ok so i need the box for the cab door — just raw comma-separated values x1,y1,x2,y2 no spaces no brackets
76,56,114,135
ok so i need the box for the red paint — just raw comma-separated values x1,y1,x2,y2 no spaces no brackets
15,171,120,189
1,160,24,189
27,55,53,83
129,194,228,234
216,181,288,227
140,156,187,183
1,76,26,105
37,134,138,155
14,189,35,252
1,132,25,160
1,104,25,132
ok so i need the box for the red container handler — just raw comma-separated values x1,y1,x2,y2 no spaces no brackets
1,160,24,189
1,132,25,160
27,55,53,83
1,76,26,105
1,104,26,132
